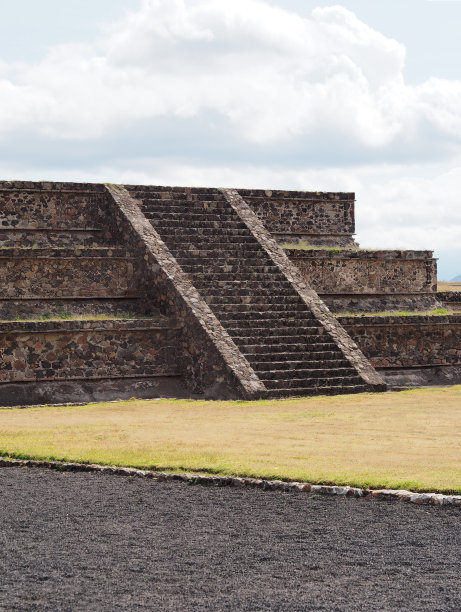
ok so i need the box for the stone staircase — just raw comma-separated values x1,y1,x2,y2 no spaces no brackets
127,185,380,397
0,182,185,406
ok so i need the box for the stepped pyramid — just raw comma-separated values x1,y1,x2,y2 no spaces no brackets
0,181,385,406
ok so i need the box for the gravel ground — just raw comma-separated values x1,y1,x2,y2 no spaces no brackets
0,468,460,611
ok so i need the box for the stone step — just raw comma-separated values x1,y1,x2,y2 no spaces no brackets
193,276,291,288
203,291,298,303
231,333,325,347
188,270,288,281
180,264,280,274
208,302,306,313
244,350,343,362
159,235,257,247
141,202,232,214
0,297,146,321
142,199,229,209
240,341,339,354
222,311,316,331
201,296,297,306
214,302,307,314
258,367,355,381
141,200,226,209
201,284,297,302
226,326,323,338
152,227,252,239
177,256,276,266
140,195,227,205
152,222,248,234
130,187,223,197
263,375,363,390
265,384,369,398
173,249,267,260
147,218,247,231
169,245,264,257
254,359,350,371
205,296,305,307
215,310,315,322
140,209,238,221
189,270,290,284
127,185,222,195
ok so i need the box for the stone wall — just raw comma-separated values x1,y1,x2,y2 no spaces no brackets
0,248,139,298
0,298,143,321
338,314,461,386
286,249,439,312
238,189,356,247
438,292,461,312
0,182,118,247
0,181,189,406
0,319,181,383
0,298,144,321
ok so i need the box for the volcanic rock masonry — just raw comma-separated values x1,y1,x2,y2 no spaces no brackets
0,180,458,406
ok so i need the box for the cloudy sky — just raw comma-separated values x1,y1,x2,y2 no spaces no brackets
1,0,460,279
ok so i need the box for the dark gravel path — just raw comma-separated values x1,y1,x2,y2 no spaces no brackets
0,468,459,611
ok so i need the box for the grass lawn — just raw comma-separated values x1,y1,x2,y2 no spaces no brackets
1,387,460,494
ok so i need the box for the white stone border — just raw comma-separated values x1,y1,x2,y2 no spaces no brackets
1,458,459,507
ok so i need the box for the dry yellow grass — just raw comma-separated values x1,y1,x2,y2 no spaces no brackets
438,281,461,292
1,387,460,493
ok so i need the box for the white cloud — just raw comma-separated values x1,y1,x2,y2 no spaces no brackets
416,77,461,137
0,0,459,152
356,163,461,252
0,0,460,275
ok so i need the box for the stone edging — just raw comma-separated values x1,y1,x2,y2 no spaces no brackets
1,458,459,507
